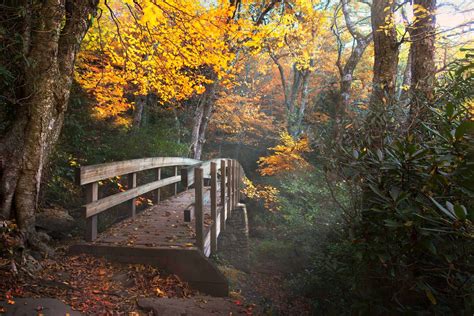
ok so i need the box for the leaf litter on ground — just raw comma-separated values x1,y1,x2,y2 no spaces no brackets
0,252,194,315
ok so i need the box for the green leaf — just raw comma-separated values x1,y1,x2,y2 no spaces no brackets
421,239,437,255
426,289,437,305
384,219,400,228
376,149,384,161
369,184,389,201
454,204,467,220
429,197,456,220
455,121,474,140
389,186,400,201
445,103,454,118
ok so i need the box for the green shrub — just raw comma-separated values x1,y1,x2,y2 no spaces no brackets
309,55,474,313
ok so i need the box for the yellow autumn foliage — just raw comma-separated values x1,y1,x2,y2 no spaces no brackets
258,131,311,176
76,0,239,124
242,177,280,212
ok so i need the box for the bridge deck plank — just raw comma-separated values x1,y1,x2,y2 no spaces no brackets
89,188,217,250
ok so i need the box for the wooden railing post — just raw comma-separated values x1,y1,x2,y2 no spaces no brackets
174,166,178,196
220,159,226,230
210,162,217,254
194,167,204,251
232,160,236,209
226,159,232,216
237,164,241,203
154,168,161,204
127,172,137,218
85,182,98,241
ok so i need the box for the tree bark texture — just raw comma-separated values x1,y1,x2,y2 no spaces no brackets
0,1,98,241
190,82,217,160
333,0,373,139
409,0,437,123
370,0,399,108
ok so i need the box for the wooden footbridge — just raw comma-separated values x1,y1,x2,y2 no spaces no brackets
69,157,244,296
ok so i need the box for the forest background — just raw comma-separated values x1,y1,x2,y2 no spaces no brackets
0,0,473,313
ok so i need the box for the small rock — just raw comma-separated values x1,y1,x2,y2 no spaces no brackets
37,231,52,242
23,254,42,272
0,298,81,316
36,208,75,238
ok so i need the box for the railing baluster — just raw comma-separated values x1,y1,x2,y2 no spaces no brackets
210,162,217,254
194,167,204,251
174,166,178,196
155,167,161,204
227,159,232,216
128,172,137,218
237,164,241,203
85,182,98,242
220,159,226,230
232,160,236,209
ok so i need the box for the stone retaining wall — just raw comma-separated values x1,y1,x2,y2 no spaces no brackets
217,203,250,272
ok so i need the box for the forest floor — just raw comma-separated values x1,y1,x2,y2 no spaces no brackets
0,244,254,315
218,238,312,315
0,242,309,315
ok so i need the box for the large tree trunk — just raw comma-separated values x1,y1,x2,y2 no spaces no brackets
0,0,97,246
409,0,437,124
370,0,399,108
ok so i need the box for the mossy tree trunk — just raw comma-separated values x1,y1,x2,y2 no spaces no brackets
0,0,97,248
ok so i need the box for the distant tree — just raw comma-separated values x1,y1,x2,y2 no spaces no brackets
332,0,373,138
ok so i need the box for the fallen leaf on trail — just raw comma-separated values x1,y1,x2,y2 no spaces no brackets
155,288,165,297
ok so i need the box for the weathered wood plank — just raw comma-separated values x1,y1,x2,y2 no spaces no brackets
79,157,199,185
127,172,137,218
85,175,181,218
210,162,217,254
226,159,232,216
180,158,221,187
154,168,161,204
194,168,204,251
85,182,99,241
183,188,211,222
174,166,178,196
220,160,226,232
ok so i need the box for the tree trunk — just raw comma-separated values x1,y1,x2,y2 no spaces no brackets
288,64,303,115
399,46,413,107
295,71,311,136
190,83,217,160
332,0,372,142
0,0,97,246
338,0,372,112
409,0,437,124
370,0,399,108
132,95,147,131
195,99,214,160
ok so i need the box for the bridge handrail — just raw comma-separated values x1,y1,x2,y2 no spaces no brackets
77,157,200,185
77,156,244,244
